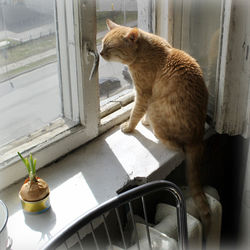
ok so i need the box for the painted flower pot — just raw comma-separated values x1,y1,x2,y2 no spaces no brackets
17,153,50,214
19,192,50,214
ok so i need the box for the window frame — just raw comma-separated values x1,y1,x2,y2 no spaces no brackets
0,0,100,190
161,0,224,121
0,0,156,190
1,0,237,190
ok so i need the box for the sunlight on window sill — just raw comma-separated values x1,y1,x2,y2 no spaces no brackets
0,121,187,250
105,122,185,180
4,172,98,249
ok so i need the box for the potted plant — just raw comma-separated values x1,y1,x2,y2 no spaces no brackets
18,152,50,214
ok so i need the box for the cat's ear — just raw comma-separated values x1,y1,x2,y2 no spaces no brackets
125,28,140,43
106,19,119,30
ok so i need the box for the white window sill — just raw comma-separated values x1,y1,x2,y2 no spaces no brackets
0,122,187,250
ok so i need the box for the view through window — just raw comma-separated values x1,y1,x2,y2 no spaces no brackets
0,0,61,150
97,0,137,106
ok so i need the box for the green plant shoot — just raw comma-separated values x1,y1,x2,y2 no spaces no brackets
17,152,37,182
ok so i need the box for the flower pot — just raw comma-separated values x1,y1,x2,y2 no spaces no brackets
19,192,50,214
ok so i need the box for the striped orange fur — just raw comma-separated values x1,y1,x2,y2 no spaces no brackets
101,19,211,233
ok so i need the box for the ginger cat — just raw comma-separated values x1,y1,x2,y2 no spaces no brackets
101,19,211,231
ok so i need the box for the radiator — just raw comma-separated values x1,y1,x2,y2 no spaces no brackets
154,186,222,250
112,186,222,250
59,185,222,250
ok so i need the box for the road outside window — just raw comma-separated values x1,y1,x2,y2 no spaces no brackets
0,0,62,150
97,0,137,106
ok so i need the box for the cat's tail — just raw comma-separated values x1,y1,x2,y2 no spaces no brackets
185,143,211,235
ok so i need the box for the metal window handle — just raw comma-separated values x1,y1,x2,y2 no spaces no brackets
88,49,99,80
84,42,99,80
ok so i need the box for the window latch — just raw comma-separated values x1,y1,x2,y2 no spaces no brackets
84,42,99,81
88,49,99,80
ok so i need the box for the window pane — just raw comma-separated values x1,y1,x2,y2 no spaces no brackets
97,0,138,106
0,1,62,148
173,0,222,116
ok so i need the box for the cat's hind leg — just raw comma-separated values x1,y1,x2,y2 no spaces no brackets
149,121,183,152
159,138,183,152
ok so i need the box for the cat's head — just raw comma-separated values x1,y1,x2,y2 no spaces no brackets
100,19,140,65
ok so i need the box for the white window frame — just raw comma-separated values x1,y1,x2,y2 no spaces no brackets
0,0,155,190
157,0,224,120
214,0,250,137
157,0,250,137
56,0,81,123
2,0,240,190
0,0,100,190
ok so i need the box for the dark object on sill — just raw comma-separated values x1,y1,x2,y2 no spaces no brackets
122,66,133,85
41,180,188,250
206,114,213,126
99,77,121,98
116,177,147,194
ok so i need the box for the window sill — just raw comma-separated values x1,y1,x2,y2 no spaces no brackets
0,92,134,191
0,118,77,167
0,122,187,250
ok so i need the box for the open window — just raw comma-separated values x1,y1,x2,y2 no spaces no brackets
0,0,100,189
0,0,155,190
2,0,240,190
97,0,137,105
0,0,62,157
97,0,155,132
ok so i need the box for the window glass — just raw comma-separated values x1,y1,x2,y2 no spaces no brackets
173,0,222,116
0,0,62,148
96,0,138,106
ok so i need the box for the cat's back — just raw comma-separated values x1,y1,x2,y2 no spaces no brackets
152,46,208,128
165,48,204,80
157,47,208,105
154,47,207,100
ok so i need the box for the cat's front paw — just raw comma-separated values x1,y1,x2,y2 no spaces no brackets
142,117,150,126
120,122,133,133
